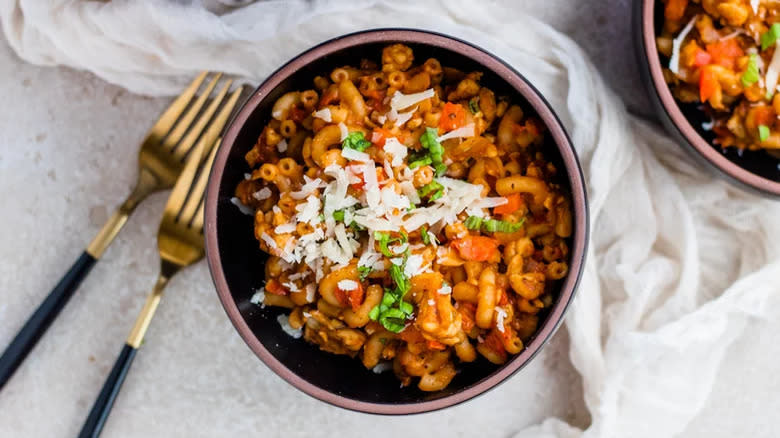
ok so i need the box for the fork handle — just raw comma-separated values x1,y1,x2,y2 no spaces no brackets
78,344,137,438
78,271,170,437
0,251,96,389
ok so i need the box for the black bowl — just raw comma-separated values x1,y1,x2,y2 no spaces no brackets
204,29,589,414
635,0,780,196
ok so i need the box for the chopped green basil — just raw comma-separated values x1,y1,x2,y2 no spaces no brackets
420,226,431,245
759,124,771,142
468,97,480,114
409,156,433,169
342,131,371,152
761,23,780,51
465,215,525,233
465,216,483,230
333,210,345,222
358,265,372,282
741,54,760,87
418,181,444,200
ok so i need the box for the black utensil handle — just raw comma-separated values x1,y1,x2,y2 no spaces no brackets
79,344,138,438
0,251,97,389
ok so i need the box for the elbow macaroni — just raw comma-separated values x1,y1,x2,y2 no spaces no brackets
235,44,573,392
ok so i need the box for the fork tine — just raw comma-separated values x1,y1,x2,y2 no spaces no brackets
145,71,208,143
171,78,233,162
178,89,242,224
186,139,220,231
166,86,242,221
162,72,222,151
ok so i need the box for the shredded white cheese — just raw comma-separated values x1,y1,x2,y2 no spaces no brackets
337,279,359,291
274,223,297,234
394,106,417,127
250,288,265,306
437,283,452,295
437,123,475,142
751,0,760,15
383,137,408,167
765,45,780,98
670,15,698,75
277,314,302,339
338,122,349,141
277,138,288,153
341,147,371,162
230,197,254,216
404,254,425,278
372,362,393,374
282,281,300,292
305,284,316,302
313,107,332,122
495,307,507,333
291,176,326,200
390,89,435,112
252,187,272,201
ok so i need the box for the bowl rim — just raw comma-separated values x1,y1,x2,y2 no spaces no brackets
205,28,589,415
640,0,780,196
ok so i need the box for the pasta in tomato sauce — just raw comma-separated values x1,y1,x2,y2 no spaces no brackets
235,44,572,391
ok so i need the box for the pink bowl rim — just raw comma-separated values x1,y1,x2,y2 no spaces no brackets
641,0,780,195
205,28,589,415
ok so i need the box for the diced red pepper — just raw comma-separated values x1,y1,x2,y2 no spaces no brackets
427,340,447,351
705,39,743,70
439,102,467,132
493,193,524,215
692,48,712,68
699,65,718,103
451,236,500,262
265,280,289,296
346,283,365,311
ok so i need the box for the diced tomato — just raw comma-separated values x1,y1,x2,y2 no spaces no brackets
705,39,744,70
427,340,447,351
497,290,509,306
289,106,306,122
439,102,467,132
333,288,350,308
370,128,393,148
752,105,775,127
699,65,718,103
692,48,712,68
458,303,476,333
482,330,507,361
264,280,289,296
664,0,688,21
451,236,500,262
346,283,365,311
319,87,338,107
493,193,524,215
399,326,425,344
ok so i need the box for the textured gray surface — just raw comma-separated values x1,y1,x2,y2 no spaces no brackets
0,1,778,437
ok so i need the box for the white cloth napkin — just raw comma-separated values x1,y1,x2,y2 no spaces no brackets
2,0,779,436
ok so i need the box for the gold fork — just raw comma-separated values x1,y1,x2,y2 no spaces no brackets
0,72,238,390
78,110,234,438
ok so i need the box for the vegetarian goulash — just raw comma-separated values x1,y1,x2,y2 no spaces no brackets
234,44,572,391
658,0,780,150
